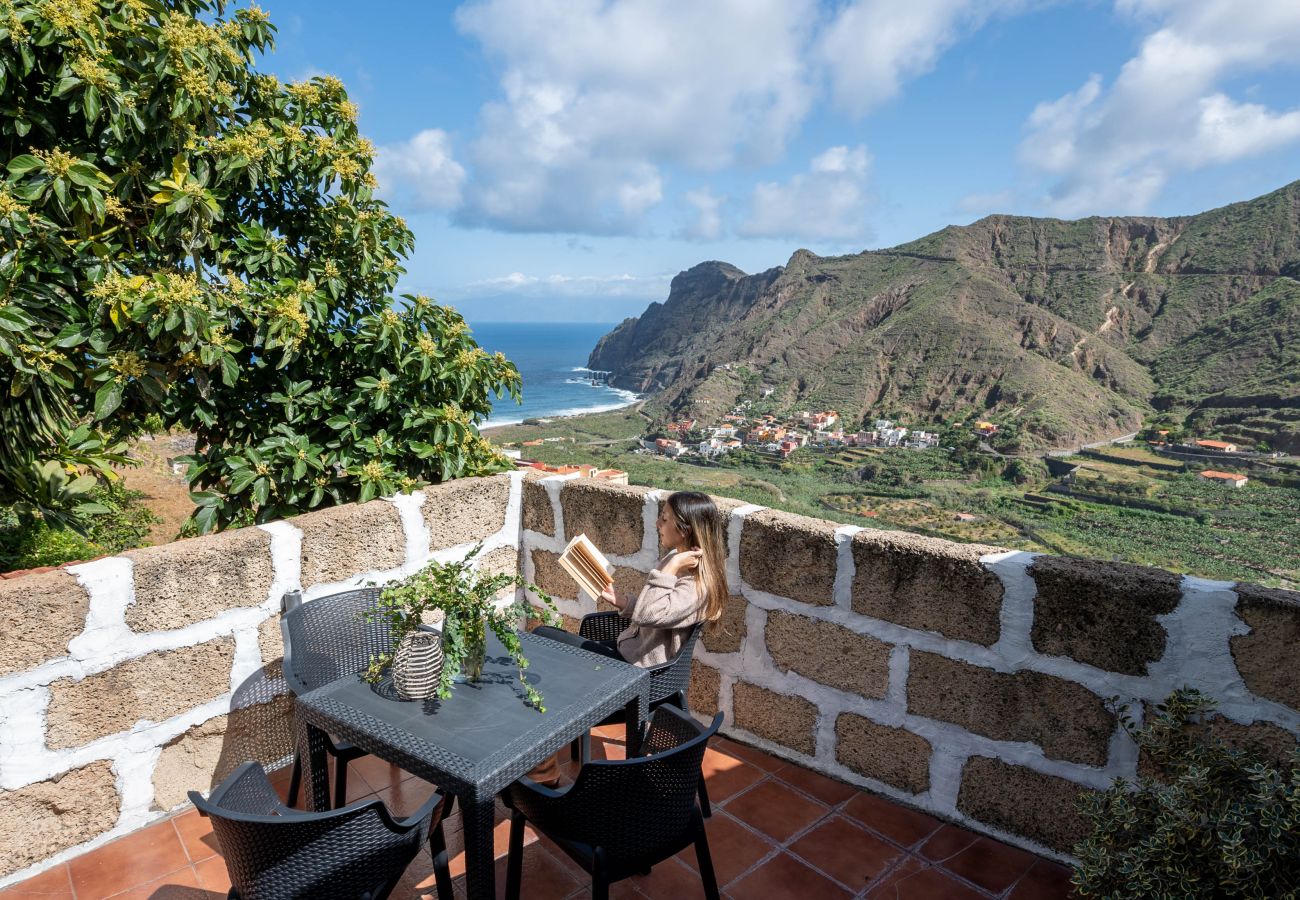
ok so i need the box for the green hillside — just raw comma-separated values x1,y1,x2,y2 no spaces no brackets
590,181,1300,450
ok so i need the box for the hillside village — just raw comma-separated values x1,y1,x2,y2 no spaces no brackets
639,405,941,461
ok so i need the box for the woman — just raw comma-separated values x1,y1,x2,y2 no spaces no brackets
526,491,728,786
532,490,729,666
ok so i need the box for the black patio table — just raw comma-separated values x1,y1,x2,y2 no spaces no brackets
294,629,649,900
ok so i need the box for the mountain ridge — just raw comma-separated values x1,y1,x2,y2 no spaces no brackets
588,180,1300,451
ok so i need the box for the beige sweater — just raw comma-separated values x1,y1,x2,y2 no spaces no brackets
616,567,706,667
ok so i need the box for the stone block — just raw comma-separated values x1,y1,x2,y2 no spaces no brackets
1137,716,1299,778
1231,584,1300,709
125,527,273,632
258,615,283,671
528,549,576,603
152,694,295,809
709,494,753,521
296,500,405,588
766,610,890,700
477,545,521,599
423,475,510,551
851,530,1005,646
907,652,1114,766
701,593,747,654
522,476,556,536
688,660,720,718
957,757,1095,852
561,480,652,557
610,565,648,607
835,713,931,794
0,570,88,677
739,509,839,606
46,637,236,749
731,681,818,755
1030,556,1182,675
1204,718,1298,770
0,761,119,878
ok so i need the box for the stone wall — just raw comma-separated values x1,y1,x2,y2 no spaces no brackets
3,468,1297,884
0,474,518,885
519,474,1300,859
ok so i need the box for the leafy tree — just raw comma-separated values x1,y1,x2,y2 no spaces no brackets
0,0,520,532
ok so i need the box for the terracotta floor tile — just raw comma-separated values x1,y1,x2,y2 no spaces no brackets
675,810,776,886
722,779,830,844
103,865,203,899
842,791,943,848
483,841,583,900
773,763,858,807
170,809,218,864
373,775,443,818
590,734,628,762
192,855,231,895
920,824,980,862
940,836,1040,895
69,820,191,899
788,815,904,891
698,748,765,805
350,753,413,790
398,846,460,900
1008,859,1078,899
713,737,785,772
864,863,990,900
727,851,852,900
0,864,73,898
629,856,714,900
863,856,925,898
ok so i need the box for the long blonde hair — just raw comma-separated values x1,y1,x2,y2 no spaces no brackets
666,491,728,623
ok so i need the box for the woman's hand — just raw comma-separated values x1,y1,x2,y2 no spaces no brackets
599,582,626,610
661,548,702,577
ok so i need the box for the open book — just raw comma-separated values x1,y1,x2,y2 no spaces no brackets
558,533,614,600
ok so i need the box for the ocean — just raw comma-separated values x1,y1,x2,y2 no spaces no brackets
469,322,640,428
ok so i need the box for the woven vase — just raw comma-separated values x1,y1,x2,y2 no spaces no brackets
391,630,443,701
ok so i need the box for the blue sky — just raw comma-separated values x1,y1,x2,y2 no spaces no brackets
257,0,1300,322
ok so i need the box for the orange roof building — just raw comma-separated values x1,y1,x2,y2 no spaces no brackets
1195,439,1238,452
1200,470,1248,487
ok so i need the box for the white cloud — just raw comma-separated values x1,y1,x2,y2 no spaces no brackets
739,145,873,241
819,0,1036,116
1020,0,1300,216
451,0,818,233
464,271,671,298
373,129,467,212
681,188,726,241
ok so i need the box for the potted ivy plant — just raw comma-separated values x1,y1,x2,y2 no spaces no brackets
362,544,560,709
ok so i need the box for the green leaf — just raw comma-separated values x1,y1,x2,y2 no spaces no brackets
251,478,270,507
228,468,258,494
93,380,123,419
7,154,41,175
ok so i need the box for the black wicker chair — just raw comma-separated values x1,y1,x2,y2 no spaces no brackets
504,706,723,900
191,762,453,900
280,588,394,809
568,611,713,814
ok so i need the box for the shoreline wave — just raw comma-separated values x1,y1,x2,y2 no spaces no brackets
481,392,641,430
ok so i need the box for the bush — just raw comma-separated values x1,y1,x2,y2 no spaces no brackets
1073,689,1300,898
0,0,520,531
0,481,159,570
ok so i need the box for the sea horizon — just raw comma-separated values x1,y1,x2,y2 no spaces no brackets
468,320,641,428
